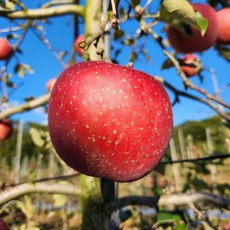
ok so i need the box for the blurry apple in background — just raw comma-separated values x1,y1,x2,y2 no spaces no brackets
179,54,202,77
46,78,57,92
48,61,173,182
166,3,219,53
216,8,230,45
0,38,13,60
74,35,85,56
0,219,10,230
225,221,230,230
0,119,13,141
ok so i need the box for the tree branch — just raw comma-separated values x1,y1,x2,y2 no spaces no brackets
158,192,230,210
2,4,84,19
157,77,230,122
147,27,230,111
110,195,160,211
0,182,80,206
110,192,230,212
0,93,50,120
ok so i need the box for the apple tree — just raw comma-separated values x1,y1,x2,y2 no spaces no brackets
0,0,230,229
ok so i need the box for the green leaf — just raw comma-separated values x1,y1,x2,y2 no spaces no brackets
22,63,34,74
152,186,164,196
29,127,45,148
16,196,34,220
160,0,196,25
131,0,140,7
29,126,52,150
195,12,208,36
113,30,125,40
5,79,15,88
130,51,137,62
14,63,34,77
157,211,173,222
159,0,208,35
6,33,19,40
161,58,174,70
216,46,230,62
119,7,127,21
53,194,67,207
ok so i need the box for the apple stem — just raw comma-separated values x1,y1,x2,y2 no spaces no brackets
100,178,117,203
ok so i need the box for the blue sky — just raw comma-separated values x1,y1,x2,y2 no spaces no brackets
0,0,229,126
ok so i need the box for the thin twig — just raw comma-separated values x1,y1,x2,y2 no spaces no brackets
157,77,230,122
9,0,27,10
110,0,119,30
2,173,80,188
0,25,24,33
160,153,230,165
136,0,153,18
148,27,230,111
13,20,32,50
42,0,76,8
31,26,67,68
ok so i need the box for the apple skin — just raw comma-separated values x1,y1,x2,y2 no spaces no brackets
48,61,173,182
0,219,10,230
74,35,85,56
179,54,202,77
46,78,57,92
0,38,12,60
166,4,218,53
216,8,230,45
0,119,13,141
225,221,230,230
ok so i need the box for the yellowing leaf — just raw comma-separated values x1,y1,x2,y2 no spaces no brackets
159,0,208,35
53,194,67,207
160,0,196,25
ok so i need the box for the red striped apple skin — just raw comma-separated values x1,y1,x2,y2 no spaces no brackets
48,61,173,182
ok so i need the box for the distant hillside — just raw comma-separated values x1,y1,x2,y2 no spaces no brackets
168,115,230,159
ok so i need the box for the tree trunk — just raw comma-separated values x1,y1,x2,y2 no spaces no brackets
79,1,112,229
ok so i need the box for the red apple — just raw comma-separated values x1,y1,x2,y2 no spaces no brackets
46,78,57,92
48,61,173,182
166,4,219,53
0,219,10,230
225,221,230,230
0,38,12,60
74,35,85,56
179,54,202,77
0,119,13,141
216,8,230,45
